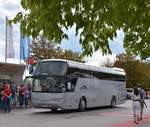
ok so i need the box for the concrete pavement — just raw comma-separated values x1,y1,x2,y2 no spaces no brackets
0,100,150,127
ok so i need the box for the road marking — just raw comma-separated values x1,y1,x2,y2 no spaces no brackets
106,120,136,127
79,111,134,117
105,115,150,127
99,111,133,117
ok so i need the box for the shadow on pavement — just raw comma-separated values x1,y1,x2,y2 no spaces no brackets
30,105,128,115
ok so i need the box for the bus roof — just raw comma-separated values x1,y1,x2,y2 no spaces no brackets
40,59,125,76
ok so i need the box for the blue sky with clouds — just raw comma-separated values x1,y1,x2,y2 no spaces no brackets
0,0,125,65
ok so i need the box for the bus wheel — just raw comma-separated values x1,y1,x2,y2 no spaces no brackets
78,97,86,112
110,96,116,108
51,108,57,112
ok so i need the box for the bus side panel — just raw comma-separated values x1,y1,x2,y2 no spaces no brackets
94,79,106,106
95,80,115,106
74,78,97,108
98,80,126,106
65,78,98,109
115,82,126,104
64,79,126,109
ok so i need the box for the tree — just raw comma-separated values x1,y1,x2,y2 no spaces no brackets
113,53,150,88
113,53,136,69
12,0,150,59
125,60,150,88
30,37,84,62
58,49,84,62
101,58,113,68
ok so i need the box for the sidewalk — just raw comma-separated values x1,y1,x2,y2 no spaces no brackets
105,115,150,127
106,100,150,127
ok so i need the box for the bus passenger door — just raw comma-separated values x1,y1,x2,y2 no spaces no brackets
64,77,79,109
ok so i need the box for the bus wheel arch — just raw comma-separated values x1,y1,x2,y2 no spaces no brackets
51,108,57,112
110,95,116,108
78,96,87,112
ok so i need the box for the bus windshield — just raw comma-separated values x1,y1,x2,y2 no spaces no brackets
34,61,67,76
32,76,67,93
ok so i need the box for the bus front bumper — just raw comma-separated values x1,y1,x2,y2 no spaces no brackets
32,100,66,109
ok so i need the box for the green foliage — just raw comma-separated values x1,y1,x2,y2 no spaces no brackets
113,53,150,89
13,0,150,59
30,36,84,62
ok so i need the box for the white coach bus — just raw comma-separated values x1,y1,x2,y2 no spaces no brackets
32,59,126,111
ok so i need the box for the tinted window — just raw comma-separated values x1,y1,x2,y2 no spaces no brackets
67,67,125,81
34,61,67,76
67,67,92,78
93,72,125,81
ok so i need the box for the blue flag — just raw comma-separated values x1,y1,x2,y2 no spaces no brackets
20,32,30,60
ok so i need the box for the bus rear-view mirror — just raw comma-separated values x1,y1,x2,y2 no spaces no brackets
67,82,71,90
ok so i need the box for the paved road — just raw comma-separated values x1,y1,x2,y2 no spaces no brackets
0,100,150,127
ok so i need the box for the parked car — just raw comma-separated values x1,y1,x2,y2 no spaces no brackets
126,88,133,99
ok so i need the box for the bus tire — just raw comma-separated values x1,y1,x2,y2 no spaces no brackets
110,96,116,108
51,108,57,112
78,97,86,112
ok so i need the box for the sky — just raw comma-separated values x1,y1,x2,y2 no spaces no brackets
0,0,125,66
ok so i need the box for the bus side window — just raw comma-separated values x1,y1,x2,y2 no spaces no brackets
71,78,77,86
67,77,77,92
71,78,77,90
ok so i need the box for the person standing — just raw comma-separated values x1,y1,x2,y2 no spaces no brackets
27,84,32,107
19,84,25,107
11,82,17,107
24,86,29,107
132,87,141,124
2,83,12,113
2,90,8,112
138,87,147,120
